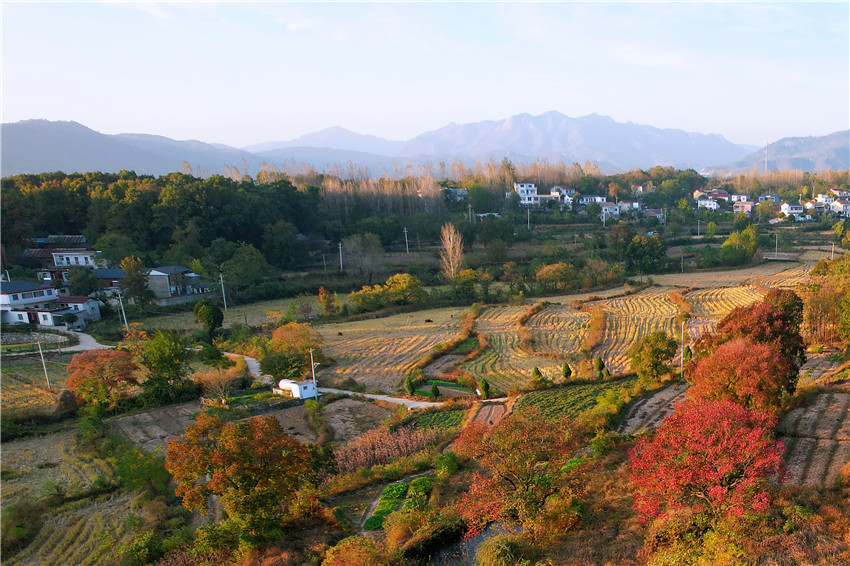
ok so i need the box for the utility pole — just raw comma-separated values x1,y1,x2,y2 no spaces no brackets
527,207,530,230
338,242,343,271
681,255,684,273
775,233,778,260
309,348,320,400
831,242,835,260
219,272,228,311
117,288,129,333
680,320,686,378
403,227,409,254
697,219,701,237
38,342,51,389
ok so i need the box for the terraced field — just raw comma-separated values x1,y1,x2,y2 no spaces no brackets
525,304,589,356
779,391,850,487
594,288,679,374
110,401,201,453
616,381,689,435
4,493,135,566
462,306,563,393
316,307,467,391
1,431,119,509
687,285,765,341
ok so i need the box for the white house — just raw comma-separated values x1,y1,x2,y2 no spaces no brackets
697,198,719,211
600,202,620,221
830,199,850,217
0,281,60,324
816,193,836,205
578,195,607,205
730,194,749,202
511,182,539,206
759,194,780,203
0,280,99,328
780,202,805,217
276,379,318,400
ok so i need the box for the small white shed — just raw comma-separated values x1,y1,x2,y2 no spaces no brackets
276,379,318,399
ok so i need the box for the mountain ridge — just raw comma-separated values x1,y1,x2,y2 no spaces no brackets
2,114,846,177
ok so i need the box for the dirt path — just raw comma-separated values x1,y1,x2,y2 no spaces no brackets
616,381,688,436
471,402,508,426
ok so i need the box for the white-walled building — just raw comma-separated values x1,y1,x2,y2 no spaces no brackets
780,202,804,217
830,199,850,217
276,379,318,399
697,198,720,211
0,280,100,328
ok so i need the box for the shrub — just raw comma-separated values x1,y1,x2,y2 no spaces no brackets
434,451,459,479
474,534,532,566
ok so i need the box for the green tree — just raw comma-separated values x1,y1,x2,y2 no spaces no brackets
194,300,224,342
120,255,154,306
404,375,416,396
479,378,490,399
383,273,427,305
430,383,440,398
561,362,572,380
706,221,717,238
221,243,270,293
628,331,678,384
67,267,100,296
139,331,190,404
260,352,305,382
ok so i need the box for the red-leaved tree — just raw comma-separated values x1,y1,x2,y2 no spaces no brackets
629,400,783,523
454,409,582,537
66,349,139,409
688,338,793,413
695,300,805,387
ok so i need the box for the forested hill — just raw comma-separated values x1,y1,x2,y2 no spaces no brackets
0,170,447,274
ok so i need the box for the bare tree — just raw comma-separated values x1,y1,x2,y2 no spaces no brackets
440,222,464,285
343,233,383,284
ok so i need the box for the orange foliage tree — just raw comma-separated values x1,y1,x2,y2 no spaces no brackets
454,409,583,538
66,349,139,409
688,338,793,413
165,413,311,541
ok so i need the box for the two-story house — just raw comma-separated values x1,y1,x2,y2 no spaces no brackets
146,266,214,307
24,235,98,287
830,199,850,217
780,202,805,217
0,280,100,328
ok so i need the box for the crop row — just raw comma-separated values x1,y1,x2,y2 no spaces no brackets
6,494,133,566
515,377,638,421
687,285,764,319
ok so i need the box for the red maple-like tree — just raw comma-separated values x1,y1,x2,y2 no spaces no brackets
688,338,793,413
629,400,783,523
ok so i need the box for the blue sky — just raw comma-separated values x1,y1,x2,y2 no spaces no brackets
2,2,847,148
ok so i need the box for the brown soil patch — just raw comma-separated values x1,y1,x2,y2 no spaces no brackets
424,354,464,379
471,402,507,426
779,391,850,487
267,405,317,443
616,381,688,436
109,401,201,453
323,398,392,445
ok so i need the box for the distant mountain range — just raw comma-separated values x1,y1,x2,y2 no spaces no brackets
2,112,847,178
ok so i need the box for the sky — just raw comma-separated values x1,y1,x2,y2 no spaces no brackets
2,2,848,148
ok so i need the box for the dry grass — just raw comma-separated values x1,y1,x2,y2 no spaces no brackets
0,354,72,415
